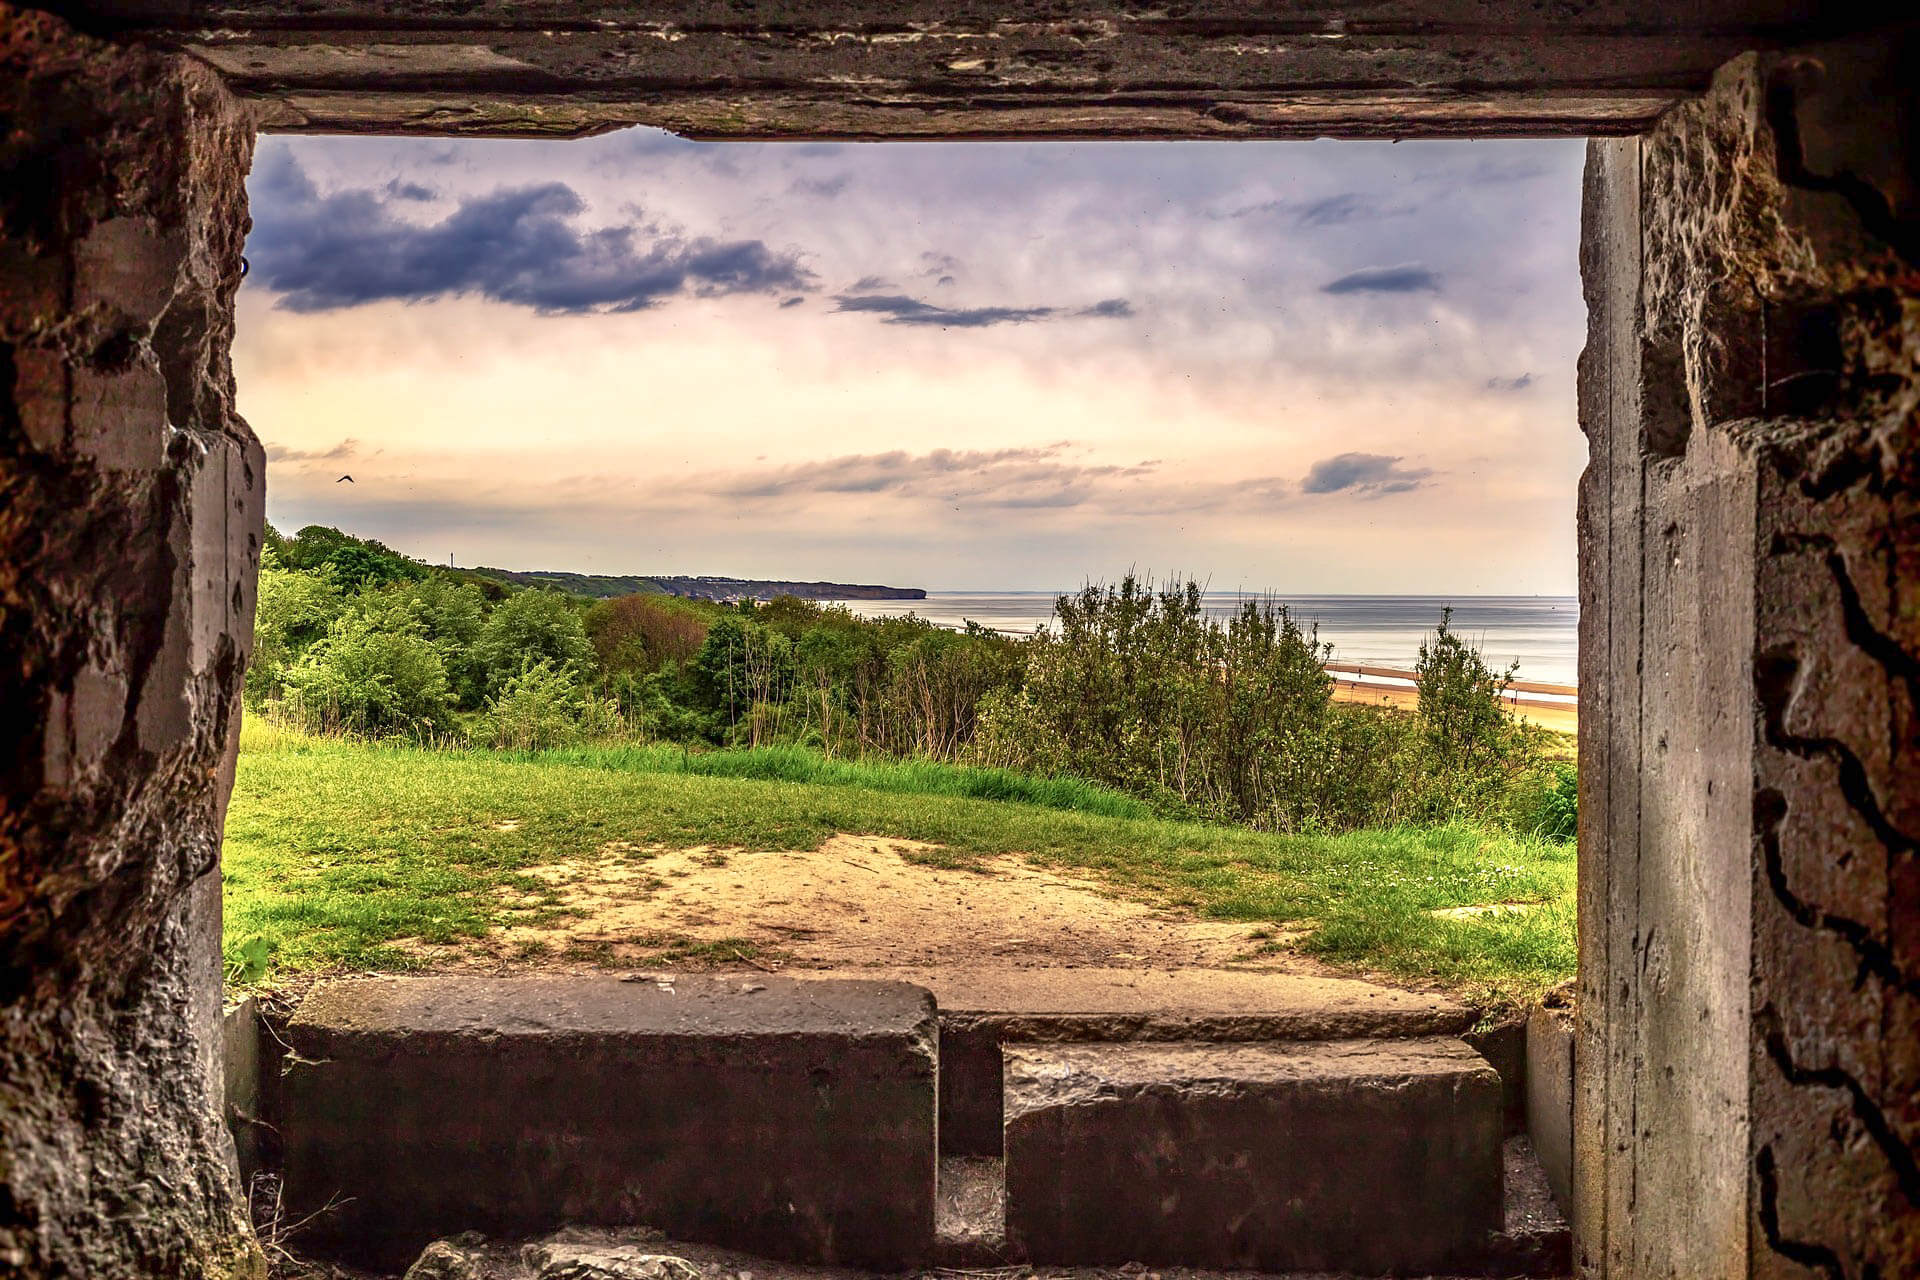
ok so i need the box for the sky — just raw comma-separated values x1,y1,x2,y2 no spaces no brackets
236,131,1589,595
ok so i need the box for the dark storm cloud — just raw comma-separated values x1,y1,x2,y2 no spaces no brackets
1321,265,1441,295
246,148,815,314
832,293,1132,328
1300,453,1433,496
383,179,437,202
1486,373,1534,392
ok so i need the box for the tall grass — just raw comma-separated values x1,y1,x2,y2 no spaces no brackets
512,742,1153,819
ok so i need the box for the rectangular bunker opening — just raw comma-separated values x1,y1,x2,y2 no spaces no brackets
9,7,1913,1280
223,126,1587,1274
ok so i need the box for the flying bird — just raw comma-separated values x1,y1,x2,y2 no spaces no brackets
336,475,354,484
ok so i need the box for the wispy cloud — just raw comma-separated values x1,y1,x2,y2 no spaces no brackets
1321,265,1440,295
1486,373,1534,392
832,293,1132,328
1301,453,1433,496
382,179,437,202
246,148,815,314
1228,192,1415,227
790,173,852,198
714,445,1116,506
264,438,360,463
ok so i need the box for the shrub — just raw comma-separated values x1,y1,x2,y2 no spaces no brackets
979,576,1336,829
585,593,710,675
474,589,595,695
248,551,343,706
484,659,583,751
279,614,455,736
1514,761,1579,840
358,576,489,705
1413,607,1536,822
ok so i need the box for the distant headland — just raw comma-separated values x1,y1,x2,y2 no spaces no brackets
470,567,924,602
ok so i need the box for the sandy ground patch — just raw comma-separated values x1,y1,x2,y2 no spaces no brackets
453,834,1302,972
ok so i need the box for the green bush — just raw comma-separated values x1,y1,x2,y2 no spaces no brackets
974,576,1339,830
248,549,344,706
1413,608,1536,823
1513,761,1579,841
279,613,455,736
474,589,594,695
358,576,489,705
483,659,583,750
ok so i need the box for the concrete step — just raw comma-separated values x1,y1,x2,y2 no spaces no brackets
1001,1037,1503,1274
934,1143,1567,1277
278,974,938,1272
801,967,1474,1155
933,1143,1570,1276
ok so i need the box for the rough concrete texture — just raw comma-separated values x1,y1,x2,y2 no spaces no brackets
1526,1002,1574,1215
1575,37,1919,1279
1463,1014,1529,1136
816,966,1471,1157
394,1225,1556,1280
280,975,939,1271
1002,1038,1503,1273
0,7,263,1277
222,997,263,1184
44,1,1887,140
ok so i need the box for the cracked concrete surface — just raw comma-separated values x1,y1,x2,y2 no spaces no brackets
1576,37,1919,1278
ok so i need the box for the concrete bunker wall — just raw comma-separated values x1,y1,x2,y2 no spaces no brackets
1,10,263,1277
1,5,1916,1277
1576,45,1918,1277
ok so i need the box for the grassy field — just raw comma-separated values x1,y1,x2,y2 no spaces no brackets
224,719,1576,1009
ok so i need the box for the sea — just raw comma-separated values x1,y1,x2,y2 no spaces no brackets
833,593,1580,688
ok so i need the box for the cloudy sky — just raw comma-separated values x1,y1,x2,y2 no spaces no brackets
237,131,1588,594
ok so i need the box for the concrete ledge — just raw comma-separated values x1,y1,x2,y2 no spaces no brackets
1525,1002,1574,1212
281,975,937,1271
1004,1037,1502,1272
844,967,1475,1156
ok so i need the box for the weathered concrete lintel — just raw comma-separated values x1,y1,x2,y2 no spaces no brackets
248,91,1681,142
40,0,1906,138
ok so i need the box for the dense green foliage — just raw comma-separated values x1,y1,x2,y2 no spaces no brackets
247,527,1572,838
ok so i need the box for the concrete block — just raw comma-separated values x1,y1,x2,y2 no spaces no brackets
1463,1014,1528,1135
1526,1002,1574,1213
281,975,937,1271
919,966,1473,1157
1004,1037,1502,1273
221,997,263,1183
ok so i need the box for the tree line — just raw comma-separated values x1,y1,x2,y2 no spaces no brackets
249,525,1576,837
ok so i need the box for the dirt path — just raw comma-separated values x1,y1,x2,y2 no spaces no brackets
447,835,1305,974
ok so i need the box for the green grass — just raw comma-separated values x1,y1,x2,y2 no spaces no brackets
516,741,1153,819
223,720,1575,1008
